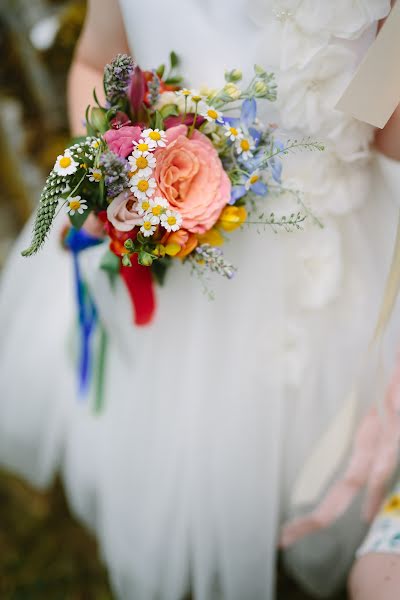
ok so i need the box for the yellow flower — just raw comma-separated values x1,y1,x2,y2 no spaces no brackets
197,228,224,246
383,494,400,515
218,206,247,232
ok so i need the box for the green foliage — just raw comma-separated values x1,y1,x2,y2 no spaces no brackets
169,51,179,69
21,172,65,256
153,111,164,131
165,51,183,86
68,207,90,230
151,257,170,286
156,64,166,79
160,104,179,120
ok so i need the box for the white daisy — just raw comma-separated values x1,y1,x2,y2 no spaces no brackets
88,167,102,182
245,170,261,190
224,123,243,142
136,197,152,215
142,128,167,148
66,196,88,216
140,214,159,237
236,136,255,161
54,151,79,176
175,88,193,98
148,196,169,218
129,174,157,200
160,209,183,232
132,139,154,155
199,103,224,124
128,151,156,178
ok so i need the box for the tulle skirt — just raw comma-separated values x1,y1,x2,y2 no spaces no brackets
1,152,400,599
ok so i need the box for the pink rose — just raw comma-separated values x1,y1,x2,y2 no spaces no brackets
107,190,142,231
154,125,231,233
103,125,142,158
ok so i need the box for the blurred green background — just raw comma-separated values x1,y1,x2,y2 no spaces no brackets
0,1,347,598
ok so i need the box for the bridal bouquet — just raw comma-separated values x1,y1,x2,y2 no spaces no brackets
22,53,322,326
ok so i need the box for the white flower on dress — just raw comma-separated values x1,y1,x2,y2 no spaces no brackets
160,209,183,232
289,217,343,309
54,151,79,176
281,148,370,218
327,116,374,157
129,174,157,200
142,128,167,148
140,213,159,237
66,196,88,216
88,168,102,182
128,151,156,178
278,45,356,134
323,0,390,39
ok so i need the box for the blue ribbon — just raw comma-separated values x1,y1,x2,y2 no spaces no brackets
64,227,103,397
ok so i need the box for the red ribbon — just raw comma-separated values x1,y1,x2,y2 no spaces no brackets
120,254,156,326
98,212,156,326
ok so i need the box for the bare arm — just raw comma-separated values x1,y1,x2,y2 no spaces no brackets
67,0,130,135
374,1,400,160
375,107,400,161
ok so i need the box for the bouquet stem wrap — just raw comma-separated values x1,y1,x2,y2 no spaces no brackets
120,257,156,326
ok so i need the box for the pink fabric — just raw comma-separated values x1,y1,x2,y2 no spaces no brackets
280,352,400,548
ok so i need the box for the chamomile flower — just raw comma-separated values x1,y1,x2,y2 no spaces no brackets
130,174,157,200
66,196,88,216
91,139,101,149
140,214,159,237
199,104,224,124
224,123,243,142
132,139,154,155
54,151,79,176
236,136,255,160
160,209,183,232
148,196,169,218
245,170,268,195
142,128,167,148
128,151,156,177
88,167,102,182
136,197,152,215
175,88,192,98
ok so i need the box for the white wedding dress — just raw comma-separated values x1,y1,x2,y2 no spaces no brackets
1,1,400,598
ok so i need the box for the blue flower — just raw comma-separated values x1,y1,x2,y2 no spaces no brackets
224,98,261,147
269,140,283,183
230,169,268,204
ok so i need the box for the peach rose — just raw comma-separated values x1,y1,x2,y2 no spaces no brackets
154,125,231,234
107,190,142,231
